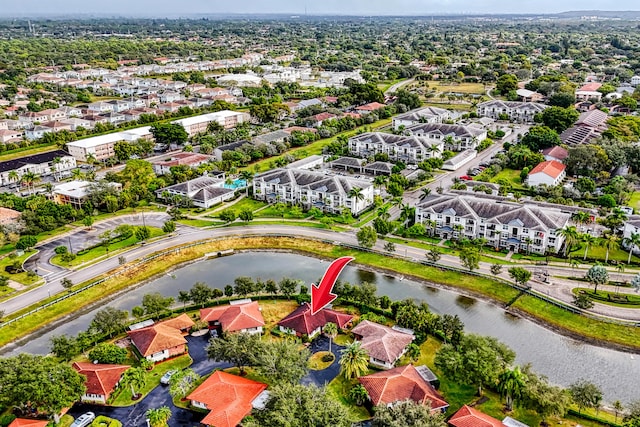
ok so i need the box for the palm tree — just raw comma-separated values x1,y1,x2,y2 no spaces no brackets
524,237,533,255
122,367,146,399
453,224,464,241
349,384,370,406
146,406,172,427
623,233,640,264
324,322,338,354
51,157,61,181
377,205,390,221
497,366,525,411
582,234,598,261
239,170,254,196
373,175,387,192
339,341,369,379
420,187,432,200
20,171,39,195
572,211,592,226
601,233,619,264
426,219,437,237
86,153,97,167
557,225,580,257
7,170,19,186
348,186,365,202
71,168,83,180
400,203,415,225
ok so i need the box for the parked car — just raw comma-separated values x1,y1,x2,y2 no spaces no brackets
71,412,95,427
160,370,177,385
459,175,472,181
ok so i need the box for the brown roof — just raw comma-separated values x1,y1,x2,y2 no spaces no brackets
359,364,448,409
0,207,21,225
541,146,568,161
187,371,267,427
159,313,195,331
528,160,566,179
449,405,505,427
200,302,265,333
8,419,48,427
127,324,187,356
72,362,129,397
351,320,414,364
284,126,317,134
277,303,353,336
357,102,386,111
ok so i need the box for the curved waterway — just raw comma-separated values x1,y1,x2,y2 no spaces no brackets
4,252,638,403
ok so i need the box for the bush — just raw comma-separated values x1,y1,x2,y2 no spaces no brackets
55,245,68,255
321,353,335,363
91,415,123,427
0,414,16,427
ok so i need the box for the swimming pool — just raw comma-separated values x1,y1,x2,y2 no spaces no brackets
223,179,247,189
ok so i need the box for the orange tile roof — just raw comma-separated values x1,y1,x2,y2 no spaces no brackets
358,102,386,111
0,207,21,225
200,302,265,333
8,419,48,427
127,323,187,356
578,82,602,92
72,362,129,398
528,160,566,179
351,320,414,364
448,405,505,427
277,303,353,336
187,371,267,427
359,364,448,410
160,313,196,331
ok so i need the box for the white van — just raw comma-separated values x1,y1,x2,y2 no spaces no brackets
71,412,95,427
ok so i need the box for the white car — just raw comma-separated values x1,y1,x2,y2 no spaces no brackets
71,412,95,427
160,370,177,385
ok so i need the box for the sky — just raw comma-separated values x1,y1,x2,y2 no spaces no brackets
0,0,639,17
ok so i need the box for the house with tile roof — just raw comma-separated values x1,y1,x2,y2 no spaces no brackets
151,152,213,176
405,123,487,151
476,100,547,123
159,313,195,335
8,419,49,427
72,362,130,404
187,371,267,427
527,160,566,187
127,323,188,362
200,301,265,336
155,175,236,209
575,82,603,102
415,193,571,254
355,102,386,115
358,364,448,411
448,405,505,427
277,303,353,338
351,320,415,369
541,146,569,163
0,207,21,226
392,106,454,130
348,132,444,164
254,168,374,216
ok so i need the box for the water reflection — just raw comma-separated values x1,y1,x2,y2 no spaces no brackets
455,295,476,309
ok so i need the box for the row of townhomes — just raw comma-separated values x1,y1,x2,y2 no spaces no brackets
253,168,374,215
476,100,548,123
415,193,572,254
391,106,457,129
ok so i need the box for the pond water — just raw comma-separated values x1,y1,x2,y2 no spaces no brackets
4,252,638,403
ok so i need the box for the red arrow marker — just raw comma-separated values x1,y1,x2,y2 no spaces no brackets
311,256,354,315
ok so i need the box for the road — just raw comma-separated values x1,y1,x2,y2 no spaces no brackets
384,78,415,96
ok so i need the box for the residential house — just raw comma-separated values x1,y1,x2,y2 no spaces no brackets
0,129,23,144
186,371,267,427
516,89,544,102
87,101,116,113
405,123,487,151
277,303,353,338
348,132,444,164
355,102,386,115
24,126,55,141
476,100,547,123
541,146,569,163
415,193,571,254
307,112,337,127
53,180,122,209
254,168,374,216
0,207,21,226
575,82,603,102
623,217,640,242
151,152,213,175
200,301,265,335
631,76,640,86
253,130,290,145
61,117,95,131
358,364,448,411
127,321,188,362
527,160,566,187
160,313,195,335
72,362,129,404
7,419,48,427
350,320,415,369
18,111,51,125
156,175,236,209
392,106,453,130
0,150,76,187
449,405,505,427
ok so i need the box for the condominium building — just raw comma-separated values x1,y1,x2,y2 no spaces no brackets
476,100,548,123
404,123,487,151
172,110,250,136
348,132,443,164
392,106,454,130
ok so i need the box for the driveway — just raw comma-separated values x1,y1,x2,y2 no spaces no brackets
301,335,345,387
67,334,229,427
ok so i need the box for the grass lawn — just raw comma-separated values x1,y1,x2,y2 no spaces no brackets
628,191,640,213
488,168,523,187
308,351,335,370
567,245,637,265
333,333,353,346
426,81,487,95
0,250,42,287
218,197,267,213
178,218,220,227
51,227,165,268
110,354,192,406
254,205,308,219
260,300,299,330
572,288,640,308
326,374,372,421
70,206,166,227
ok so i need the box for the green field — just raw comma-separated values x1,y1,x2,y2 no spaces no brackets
426,80,487,94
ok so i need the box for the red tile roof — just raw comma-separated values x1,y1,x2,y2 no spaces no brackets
127,324,187,356
351,320,414,364
200,302,265,333
187,371,267,427
448,405,505,427
159,313,195,332
359,364,448,410
357,102,386,111
277,303,353,336
541,146,568,161
8,419,48,427
72,362,129,398
311,112,337,122
528,160,566,179
577,82,602,92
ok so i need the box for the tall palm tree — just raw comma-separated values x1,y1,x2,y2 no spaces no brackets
400,204,415,225
51,157,61,181
623,233,640,264
239,170,254,197
524,237,533,255
497,366,526,411
339,341,369,379
426,219,437,237
146,406,172,427
7,170,19,187
122,367,146,399
373,175,387,192
601,233,619,264
557,225,579,257
71,168,83,180
377,205,390,221
323,322,338,354
582,234,598,261
20,171,39,196
420,187,432,200
572,211,592,226
348,186,364,202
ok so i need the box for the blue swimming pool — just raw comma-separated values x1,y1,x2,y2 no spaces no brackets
223,179,247,189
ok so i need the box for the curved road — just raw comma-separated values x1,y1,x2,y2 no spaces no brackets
3,219,640,323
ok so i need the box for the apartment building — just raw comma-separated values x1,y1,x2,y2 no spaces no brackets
0,150,76,187
404,123,487,151
476,100,548,123
348,132,444,164
392,106,454,130
172,110,250,137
